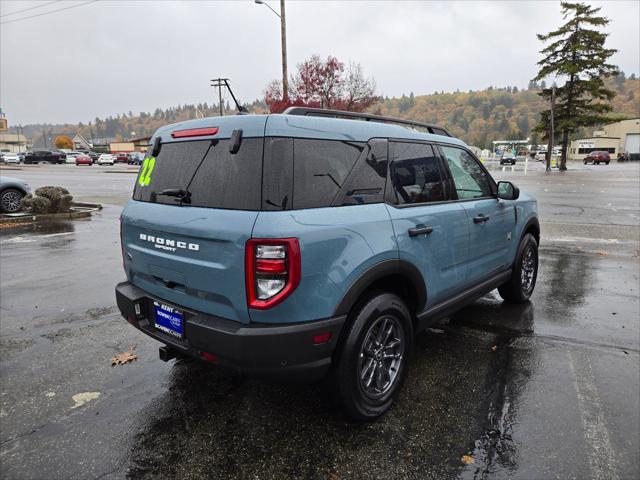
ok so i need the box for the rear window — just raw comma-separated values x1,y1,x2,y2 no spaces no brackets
133,138,263,210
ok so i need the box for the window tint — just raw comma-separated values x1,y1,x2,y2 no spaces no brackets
335,138,388,206
293,139,364,209
188,138,263,210
133,138,263,210
133,140,211,204
390,142,445,205
441,145,493,199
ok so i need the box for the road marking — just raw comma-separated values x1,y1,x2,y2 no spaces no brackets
545,236,620,244
568,349,619,480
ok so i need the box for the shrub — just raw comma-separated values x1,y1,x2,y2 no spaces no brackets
21,186,73,214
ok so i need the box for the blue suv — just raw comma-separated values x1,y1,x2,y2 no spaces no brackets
116,107,539,420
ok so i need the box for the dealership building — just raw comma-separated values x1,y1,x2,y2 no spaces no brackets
568,118,640,161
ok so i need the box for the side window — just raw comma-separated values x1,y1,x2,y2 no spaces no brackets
334,138,387,206
293,139,364,209
441,145,493,199
389,142,445,205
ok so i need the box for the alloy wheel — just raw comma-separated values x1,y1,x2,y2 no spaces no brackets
1,190,23,213
521,245,536,293
358,315,405,399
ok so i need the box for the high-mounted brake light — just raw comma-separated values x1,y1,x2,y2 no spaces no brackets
171,127,219,138
245,238,301,309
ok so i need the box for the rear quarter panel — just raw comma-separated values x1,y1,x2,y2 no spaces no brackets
250,204,397,323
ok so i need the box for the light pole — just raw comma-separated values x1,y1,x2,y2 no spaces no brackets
255,0,288,102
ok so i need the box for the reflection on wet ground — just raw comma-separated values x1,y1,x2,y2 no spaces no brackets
0,220,78,247
126,312,535,480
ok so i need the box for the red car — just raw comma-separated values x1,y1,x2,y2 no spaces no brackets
114,153,129,163
75,154,92,166
583,151,611,165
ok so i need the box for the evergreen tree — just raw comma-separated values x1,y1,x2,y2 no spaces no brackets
533,2,619,170
612,71,626,92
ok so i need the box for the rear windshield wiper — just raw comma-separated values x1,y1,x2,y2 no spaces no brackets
155,188,191,204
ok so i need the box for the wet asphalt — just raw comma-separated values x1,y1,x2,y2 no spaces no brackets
0,160,638,480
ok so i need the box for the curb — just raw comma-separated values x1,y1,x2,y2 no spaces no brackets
0,203,103,225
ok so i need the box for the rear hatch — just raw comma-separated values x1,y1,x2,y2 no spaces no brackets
121,118,266,323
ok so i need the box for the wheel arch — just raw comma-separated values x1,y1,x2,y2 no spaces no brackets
522,217,540,246
333,259,427,319
0,185,28,197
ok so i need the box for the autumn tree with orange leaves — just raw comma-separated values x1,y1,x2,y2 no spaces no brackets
54,135,73,149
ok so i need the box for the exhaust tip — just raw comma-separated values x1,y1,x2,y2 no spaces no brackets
159,346,177,362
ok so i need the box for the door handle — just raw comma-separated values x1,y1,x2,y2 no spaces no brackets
473,214,490,223
408,226,434,237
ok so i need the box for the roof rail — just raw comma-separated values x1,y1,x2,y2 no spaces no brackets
282,107,452,137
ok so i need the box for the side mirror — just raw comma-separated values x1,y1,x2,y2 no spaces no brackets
497,181,519,200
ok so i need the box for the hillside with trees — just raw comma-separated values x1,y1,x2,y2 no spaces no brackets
11,75,638,150
376,74,638,149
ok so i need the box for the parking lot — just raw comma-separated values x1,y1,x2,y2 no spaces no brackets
1,160,639,479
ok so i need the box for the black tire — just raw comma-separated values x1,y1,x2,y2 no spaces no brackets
584,160,587,164
606,161,610,165
498,233,538,303
0,188,25,213
332,292,413,421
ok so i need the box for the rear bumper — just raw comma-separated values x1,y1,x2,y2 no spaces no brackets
115,281,346,380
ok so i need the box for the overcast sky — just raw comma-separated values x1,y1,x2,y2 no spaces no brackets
1,0,638,125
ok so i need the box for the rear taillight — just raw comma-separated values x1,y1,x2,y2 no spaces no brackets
245,238,301,309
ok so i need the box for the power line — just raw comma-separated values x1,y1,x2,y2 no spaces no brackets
0,0,99,25
0,0,62,18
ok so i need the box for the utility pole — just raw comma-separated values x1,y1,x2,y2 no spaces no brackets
255,0,288,101
209,78,228,116
280,0,288,101
546,86,555,172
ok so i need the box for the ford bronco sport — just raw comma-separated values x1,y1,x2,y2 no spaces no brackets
116,107,539,421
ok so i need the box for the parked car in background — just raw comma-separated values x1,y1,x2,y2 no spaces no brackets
127,152,144,165
114,153,129,163
64,151,84,164
500,151,517,165
535,150,547,161
97,154,115,165
583,151,611,165
23,150,65,164
87,152,99,163
2,153,21,164
0,176,31,213
75,153,92,166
